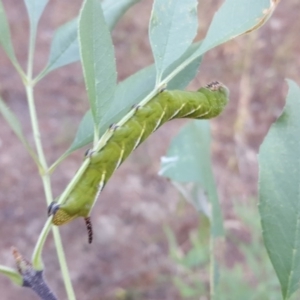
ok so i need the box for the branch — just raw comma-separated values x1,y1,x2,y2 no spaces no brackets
12,248,57,300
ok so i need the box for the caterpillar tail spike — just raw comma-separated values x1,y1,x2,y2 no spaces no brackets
47,82,230,240
85,217,93,244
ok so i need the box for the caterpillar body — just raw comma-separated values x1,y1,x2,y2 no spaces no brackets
48,82,229,242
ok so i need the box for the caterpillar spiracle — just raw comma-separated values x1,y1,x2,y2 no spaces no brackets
48,81,229,243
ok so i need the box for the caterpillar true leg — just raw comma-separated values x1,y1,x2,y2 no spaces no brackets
131,104,141,111
85,148,94,157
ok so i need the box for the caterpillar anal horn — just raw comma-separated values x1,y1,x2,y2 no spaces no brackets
84,217,93,244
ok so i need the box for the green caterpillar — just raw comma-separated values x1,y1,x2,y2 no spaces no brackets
48,82,229,243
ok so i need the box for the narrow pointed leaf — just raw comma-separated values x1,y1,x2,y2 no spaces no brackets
160,120,224,237
165,41,202,90
0,266,22,286
259,80,300,299
66,42,202,154
143,0,278,99
79,0,117,129
23,0,49,29
40,0,142,78
100,65,156,130
41,18,80,75
149,0,198,81
0,98,39,166
194,0,279,57
0,1,21,69
68,110,94,153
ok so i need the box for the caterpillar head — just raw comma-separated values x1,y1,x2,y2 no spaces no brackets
48,202,74,225
48,202,93,243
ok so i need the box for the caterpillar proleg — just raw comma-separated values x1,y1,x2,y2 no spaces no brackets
48,82,229,242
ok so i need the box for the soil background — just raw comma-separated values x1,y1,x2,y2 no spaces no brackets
0,0,298,299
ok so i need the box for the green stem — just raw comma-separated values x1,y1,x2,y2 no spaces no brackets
209,235,215,299
93,124,99,146
32,218,52,270
52,227,76,300
25,26,76,300
48,151,69,174
26,79,76,300
12,60,27,83
32,66,49,85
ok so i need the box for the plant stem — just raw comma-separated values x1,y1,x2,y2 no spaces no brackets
93,124,99,146
209,236,216,299
49,151,69,174
26,26,76,300
26,75,77,300
32,218,52,270
51,228,76,300
13,247,58,300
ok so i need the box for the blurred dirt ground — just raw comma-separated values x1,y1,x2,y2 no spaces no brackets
0,0,299,299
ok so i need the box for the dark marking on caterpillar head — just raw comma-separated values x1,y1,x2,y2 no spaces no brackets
205,81,222,91
109,123,119,131
48,202,60,217
84,217,93,244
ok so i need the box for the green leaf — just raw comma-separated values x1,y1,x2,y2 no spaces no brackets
0,1,22,73
67,65,156,154
166,41,202,90
149,0,198,81
195,0,278,56
0,266,22,286
259,80,300,299
40,18,79,76
100,66,156,129
157,0,279,93
0,98,40,166
0,1,15,59
66,42,202,154
68,110,94,153
38,0,141,79
160,120,209,182
79,0,117,130
160,120,223,237
23,0,49,30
